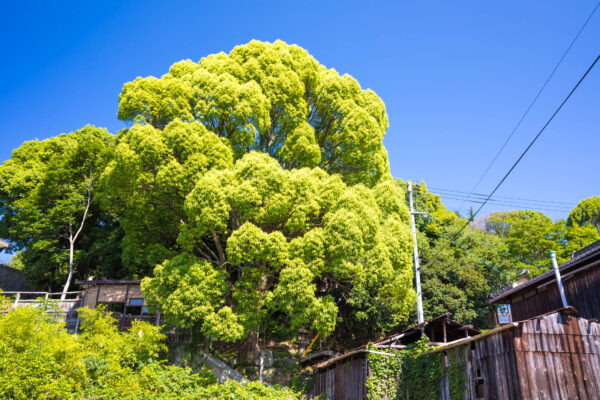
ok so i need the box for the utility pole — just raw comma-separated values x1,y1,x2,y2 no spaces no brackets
408,181,424,324
550,251,568,308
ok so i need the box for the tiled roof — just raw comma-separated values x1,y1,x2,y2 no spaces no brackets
489,239,600,303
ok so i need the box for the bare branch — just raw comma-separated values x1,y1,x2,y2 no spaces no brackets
72,170,93,243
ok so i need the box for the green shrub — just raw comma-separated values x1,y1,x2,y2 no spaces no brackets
0,305,300,400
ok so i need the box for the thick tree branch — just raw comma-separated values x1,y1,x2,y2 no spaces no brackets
212,230,226,265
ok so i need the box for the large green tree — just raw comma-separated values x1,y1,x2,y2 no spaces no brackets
0,126,122,291
101,41,415,355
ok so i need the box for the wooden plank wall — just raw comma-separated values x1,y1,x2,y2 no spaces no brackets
441,329,521,400
312,355,368,400
511,267,600,321
514,311,600,400
449,311,600,400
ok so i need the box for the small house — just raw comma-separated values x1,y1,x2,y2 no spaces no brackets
76,279,160,331
0,264,33,292
490,239,600,322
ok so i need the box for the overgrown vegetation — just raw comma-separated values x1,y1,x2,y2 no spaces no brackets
0,300,299,400
365,336,465,400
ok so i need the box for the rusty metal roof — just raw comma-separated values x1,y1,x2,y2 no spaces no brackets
489,239,600,304
315,313,480,370
367,313,480,348
427,306,580,354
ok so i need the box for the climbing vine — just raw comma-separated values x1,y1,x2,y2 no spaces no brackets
365,336,466,400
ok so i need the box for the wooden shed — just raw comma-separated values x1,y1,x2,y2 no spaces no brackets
76,279,160,331
490,239,600,322
311,314,479,399
431,307,600,400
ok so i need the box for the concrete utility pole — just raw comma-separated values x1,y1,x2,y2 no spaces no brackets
550,251,568,308
408,181,424,324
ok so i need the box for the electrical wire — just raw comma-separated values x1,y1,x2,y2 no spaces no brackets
414,190,572,213
445,52,600,244
426,194,572,213
456,1,600,212
427,187,575,206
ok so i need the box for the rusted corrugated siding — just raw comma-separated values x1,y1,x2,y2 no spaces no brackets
312,354,368,400
444,310,600,400
511,265,600,321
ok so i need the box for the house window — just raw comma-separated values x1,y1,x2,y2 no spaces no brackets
98,302,125,313
129,298,144,306
496,304,512,324
125,298,143,316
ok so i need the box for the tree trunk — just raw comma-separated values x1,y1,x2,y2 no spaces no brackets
61,174,92,301
246,330,260,363
61,230,75,300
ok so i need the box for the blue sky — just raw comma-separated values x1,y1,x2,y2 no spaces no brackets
1,1,598,221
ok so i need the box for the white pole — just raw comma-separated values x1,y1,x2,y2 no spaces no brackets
408,181,424,324
550,251,568,308
259,351,264,383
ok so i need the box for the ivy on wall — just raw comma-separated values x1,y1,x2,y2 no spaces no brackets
365,336,466,400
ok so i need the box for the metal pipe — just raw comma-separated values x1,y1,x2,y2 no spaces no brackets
550,251,568,308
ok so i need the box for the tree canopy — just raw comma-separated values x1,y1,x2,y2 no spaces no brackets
568,196,600,234
1,39,599,355
485,209,598,272
117,40,390,186
100,41,415,350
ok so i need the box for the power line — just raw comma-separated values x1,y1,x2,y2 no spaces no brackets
427,51,600,261
426,186,576,206
415,190,573,213
456,1,600,212
464,52,600,229
424,193,572,213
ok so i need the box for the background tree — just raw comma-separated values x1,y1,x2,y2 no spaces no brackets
0,126,121,290
485,209,599,272
568,196,600,234
404,183,520,329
